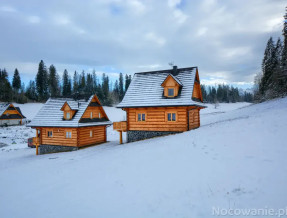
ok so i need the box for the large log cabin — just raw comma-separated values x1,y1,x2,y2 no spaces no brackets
27,94,112,154
115,66,206,142
0,103,26,126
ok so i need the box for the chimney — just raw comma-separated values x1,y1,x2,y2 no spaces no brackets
172,65,178,75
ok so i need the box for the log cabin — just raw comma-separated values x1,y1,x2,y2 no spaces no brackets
27,94,112,154
114,66,206,142
0,103,26,126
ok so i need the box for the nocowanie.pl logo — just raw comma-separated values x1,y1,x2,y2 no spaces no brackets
212,207,287,217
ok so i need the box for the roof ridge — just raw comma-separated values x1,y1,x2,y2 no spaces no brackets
135,66,197,75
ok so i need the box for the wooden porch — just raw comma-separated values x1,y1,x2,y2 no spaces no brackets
113,121,127,144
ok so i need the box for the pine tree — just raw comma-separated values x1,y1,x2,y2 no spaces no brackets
0,69,12,101
92,70,97,93
260,37,276,96
36,60,49,101
200,84,207,102
48,65,60,97
12,68,21,92
282,7,287,69
280,7,287,93
25,80,37,101
73,71,79,94
125,74,132,93
119,73,124,100
112,80,120,103
86,73,94,96
62,69,70,97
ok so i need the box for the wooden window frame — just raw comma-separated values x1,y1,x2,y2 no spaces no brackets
47,130,53,138
167,88,175,97
136,112,147,122
166,111,177,122
65,131,72,139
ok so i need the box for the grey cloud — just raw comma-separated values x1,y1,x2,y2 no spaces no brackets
0,0,285,86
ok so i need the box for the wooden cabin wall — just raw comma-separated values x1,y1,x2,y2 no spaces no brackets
78,126,106,147
127,107,188,132
41,127,78,147
192,82,201,100
189,109,200,130
82,106,104,119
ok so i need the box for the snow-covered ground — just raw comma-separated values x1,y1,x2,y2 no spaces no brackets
0,99,287,218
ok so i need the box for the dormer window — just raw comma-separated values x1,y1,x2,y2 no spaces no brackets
168,88,174,97
61,101,78,120
161,74,182,98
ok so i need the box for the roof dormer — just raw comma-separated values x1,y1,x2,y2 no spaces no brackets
161,74,182,98
60,101,78,120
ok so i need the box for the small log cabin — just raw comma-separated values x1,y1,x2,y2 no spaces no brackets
27,94,112,154
115,66,206,142
0,103,26,126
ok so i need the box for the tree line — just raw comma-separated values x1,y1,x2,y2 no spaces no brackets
254,7,287,100
0,60,132,106
201,84,253,103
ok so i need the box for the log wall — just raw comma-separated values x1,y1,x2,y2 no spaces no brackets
78,126,106,147
127,107,188,132
41,127,78,147
189,109,200,129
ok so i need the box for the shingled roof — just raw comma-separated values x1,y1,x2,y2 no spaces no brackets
117,67,205,108
0,103,10,116
0,103,26,119
27,95,112,128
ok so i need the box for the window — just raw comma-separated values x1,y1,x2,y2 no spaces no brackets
99,113,101,118
66,112,70,119
66,131,72,138
47,131,53,138
167,113,176,121
168,88,174,97
90,130,93,137
90,112,93,119
137,113,146,121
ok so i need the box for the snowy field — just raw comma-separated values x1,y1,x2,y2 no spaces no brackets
0,99,287,217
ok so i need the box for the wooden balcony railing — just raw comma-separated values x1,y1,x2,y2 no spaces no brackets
113,121,127,132
32,137,40,146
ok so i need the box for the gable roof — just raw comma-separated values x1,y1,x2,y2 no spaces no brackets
15,107,26,118
0,103,26,119
161,74,183,87
0,103,10,116
117,67,205,108
27,95,112,128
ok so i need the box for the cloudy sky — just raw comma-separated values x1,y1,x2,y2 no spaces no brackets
0,0,285,88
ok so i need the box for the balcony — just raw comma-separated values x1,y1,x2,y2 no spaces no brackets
32,137,40,146
113,121,127,132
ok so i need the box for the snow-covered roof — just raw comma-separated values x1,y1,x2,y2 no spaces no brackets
0,103,10,116
66,101,79,110
117,67,205,108
162,73,183,86
28,95,112,128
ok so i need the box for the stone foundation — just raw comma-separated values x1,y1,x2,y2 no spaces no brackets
127,130,180,142
39,144,78,155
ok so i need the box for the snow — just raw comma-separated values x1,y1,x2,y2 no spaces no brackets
13,103,43,120
0,99,287,218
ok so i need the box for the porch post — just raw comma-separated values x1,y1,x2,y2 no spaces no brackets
119,131,123,144
36,128,39,155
